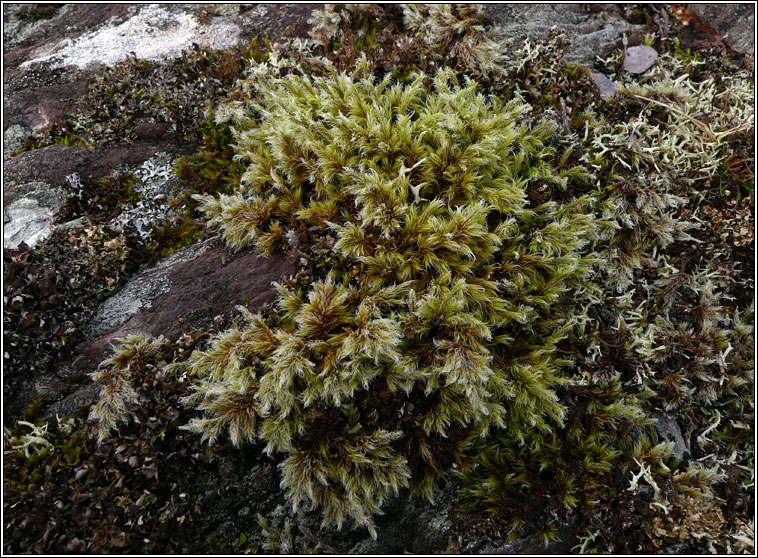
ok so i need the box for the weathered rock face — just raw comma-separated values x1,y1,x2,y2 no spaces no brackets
4,143,192,196
76,238,298,373
482,4,643,64
3,181,67,249
482,4,754,63
18,4,241,71
40,238,297,422
3,77,91,134
687,4,755,56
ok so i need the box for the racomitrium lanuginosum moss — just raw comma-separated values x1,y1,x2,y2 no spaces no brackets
181,63,600,537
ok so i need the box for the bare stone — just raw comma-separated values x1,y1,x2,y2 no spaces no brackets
689,4,755,56
3,124,32,158
590,70,618,99
623,45,658,74
481,4,645,65
86,240,213,339
71,237,298,377
651,411,691,461
20,4,241,71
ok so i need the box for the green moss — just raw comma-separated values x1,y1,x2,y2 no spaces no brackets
147,220,205,262
179,61,601,537
171,21,753,549
22,396,48,424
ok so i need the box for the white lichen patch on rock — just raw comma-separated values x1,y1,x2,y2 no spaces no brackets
3,182,67,250
3,124,33,159
108,152,183,241
4,198,55,250
20,4,242,70
132,152,180,200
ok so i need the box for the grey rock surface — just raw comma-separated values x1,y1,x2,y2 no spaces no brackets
490,519,580,554
623,45,659,74
690,4,755,56
69,237,297,383
19,4,241,71
86,239,213,339
590,71,618,99
481,4,643,65
651,411,691,461
348,478,459,553
43,383,102,421
3,197,56,249
3,143,191,193
3,123,32,158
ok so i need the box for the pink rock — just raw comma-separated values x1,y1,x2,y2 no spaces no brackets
623,45,658,74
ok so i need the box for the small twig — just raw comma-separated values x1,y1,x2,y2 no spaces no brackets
634,94,717,141
169,214,209,233
297,523,340,554
634,94,753,144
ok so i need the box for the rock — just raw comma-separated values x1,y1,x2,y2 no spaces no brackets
19,5,242,71
489,519,580,554
71,237,298,376
3,197,55,250
1,1,313,431
44,383,102,421
688,4,755,56
481,4,645,65
3,5,133,53
3,78,91,133
30,236,297,421
3,144,194,250
236,4,315,43
57,216,92,233
4,143,194,194
623,45,658,74
132,123,172,142
347,477,460,554
650,411,691,461
590,70,617,99
3,181,66,249
3,124,32,158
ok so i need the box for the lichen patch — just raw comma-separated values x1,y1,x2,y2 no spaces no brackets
20,5,242,70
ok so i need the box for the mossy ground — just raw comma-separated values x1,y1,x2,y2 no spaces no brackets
4,5,754,554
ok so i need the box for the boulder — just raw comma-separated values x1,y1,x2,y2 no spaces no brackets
39,237,297,420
